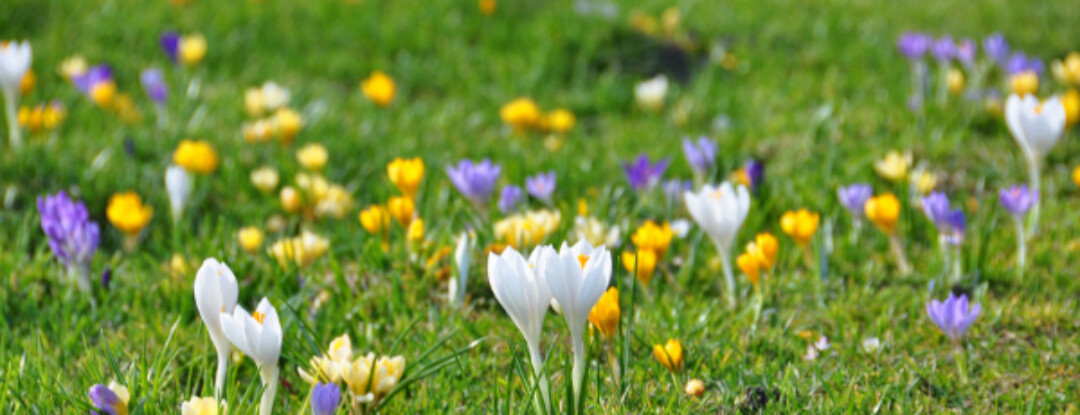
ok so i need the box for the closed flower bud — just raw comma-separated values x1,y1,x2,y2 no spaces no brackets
361,71,396,107
545,109,575,134
250,166,280,194
179,33,207,66
653,338,683,372
946,68,965,94
297,143,328,171
500,97,541,131
780,209,820,247
685,379,705,397
865,193,901,234
359,205,390,234
387,157,424,199
1010,71,1039,96
587,287,620,340
275,108,303,144
621,249,657,286
238,226,265,253
173,139,220,174
407,218,424,243
280,186,302,213
736,252,760,286
387,196,415,228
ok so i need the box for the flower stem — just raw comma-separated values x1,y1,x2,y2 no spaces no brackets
716,247,737,310
528,343,551,415
1026,156,1041,239
571,335,585,412
951,243,962,285
887,234,911,275
258,365,278,415
4,92,22,150
214,347,228,399
954,346,968,385
1015,218,1027,281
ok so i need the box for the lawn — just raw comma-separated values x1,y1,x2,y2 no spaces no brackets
2,0,1080,413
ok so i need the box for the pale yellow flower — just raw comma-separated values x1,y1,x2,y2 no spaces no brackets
297,143,328,171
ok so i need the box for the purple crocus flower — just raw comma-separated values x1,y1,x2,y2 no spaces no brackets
623,154,668,191
140,68,168,103
982,33,1009,64
1006,53,1044,75
931,36,956,63
72,65,114,96
926,293,981,343
525,171,556,203
88,384,125,415
37,191,99,270
498,185,523,213
945,209,966,245
662,179,692,205
311,382,342,415
897,32,932,59
743,158,764,191
998,185,1036,219
160,31,181,62
837,184,873,218
921,192,954,231
681,136,717,176
447,159,501,205
101,267,112,290
955,38,976,67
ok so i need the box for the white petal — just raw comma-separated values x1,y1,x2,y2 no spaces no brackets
220,310,254,357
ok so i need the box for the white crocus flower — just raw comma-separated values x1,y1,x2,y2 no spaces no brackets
0,40,32,149
487,246,552,412
220,298,282,415
166,165,192,224
1005,94,1067,236
449,232,473,308
634,74,668,112
684,181,751,309
193,258,238,398
537,240,611,408
260,82,291,111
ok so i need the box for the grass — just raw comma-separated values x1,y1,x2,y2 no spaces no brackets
3,0,1080,412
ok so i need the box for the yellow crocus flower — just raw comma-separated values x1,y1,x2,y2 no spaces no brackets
865,193,901,235
387,157,424,199
387,196,415,228
1010,71,1039,96
630,220,673,259
173,139,220,174
499,97,541,132
621,249,657,286
238,226,265,254
653,338,683,372
545,109,575,134
179,33,207,66
107,192,153,236
361,71,396,107
588,287,620,340
780,209,819,247
296,143,328,171
359,205,390,235
874,151,910,182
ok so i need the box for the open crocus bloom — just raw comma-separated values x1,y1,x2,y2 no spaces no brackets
487,246,552,408
220,298,282,368
539,240,611,343
538,240,611,405
1005,94,1066,163
684,182,751,255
